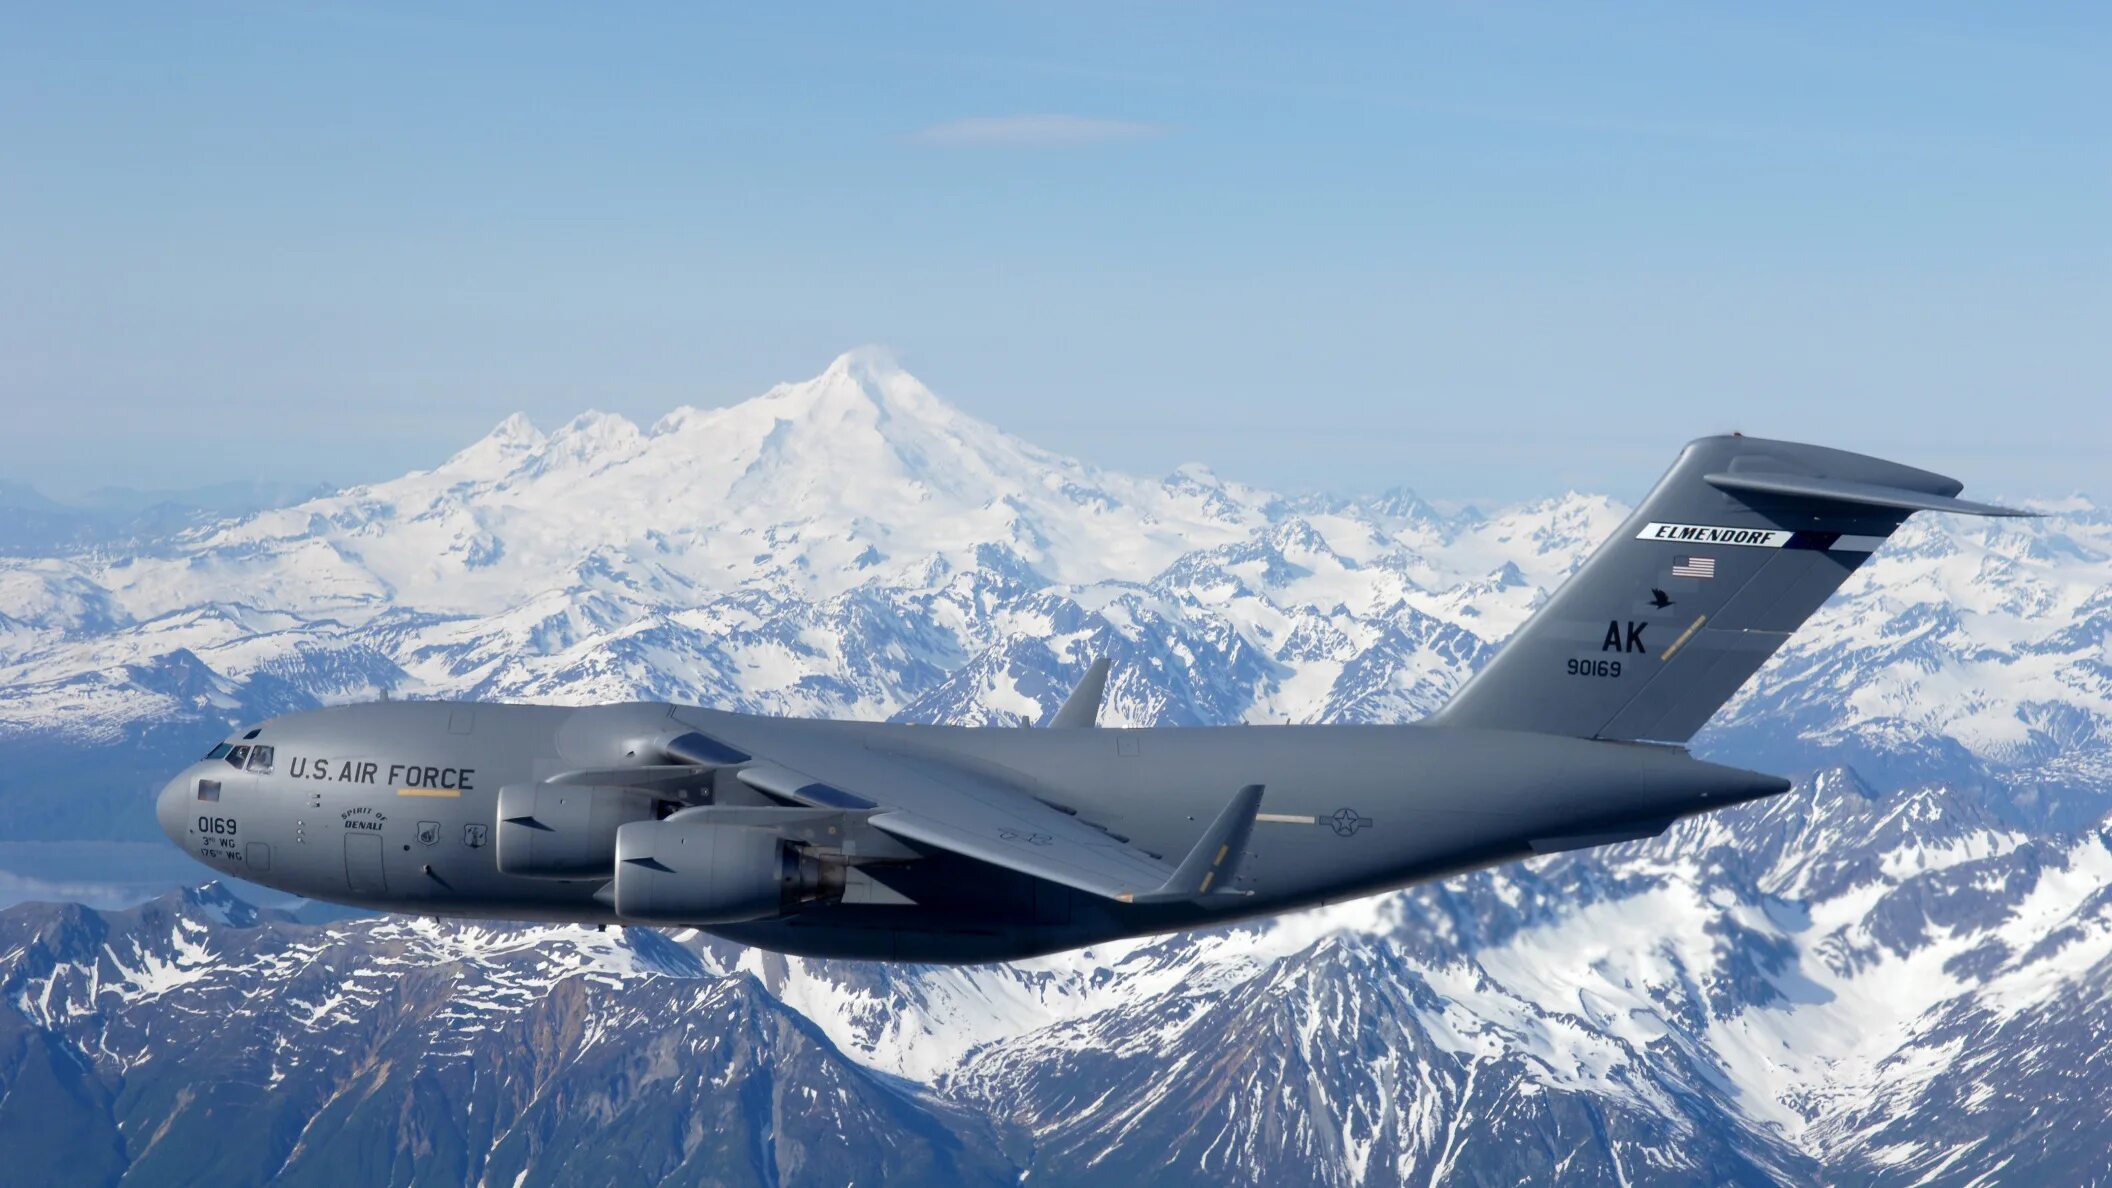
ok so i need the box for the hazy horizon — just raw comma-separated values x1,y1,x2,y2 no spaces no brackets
7,347,2099,513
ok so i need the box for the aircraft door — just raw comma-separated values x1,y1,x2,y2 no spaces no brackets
345,833,388,896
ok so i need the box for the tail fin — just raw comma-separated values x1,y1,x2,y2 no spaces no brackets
1434,435,2029,743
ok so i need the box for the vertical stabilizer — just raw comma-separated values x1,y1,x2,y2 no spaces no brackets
1433,435,2028,743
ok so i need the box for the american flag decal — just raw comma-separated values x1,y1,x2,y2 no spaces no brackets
1671,556,1716,579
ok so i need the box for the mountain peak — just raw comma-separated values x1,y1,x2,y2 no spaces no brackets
489,411,542,444
543,410,644,461
439,411,549,478
824,344,908,384
776,345,949,424
649,348,958,442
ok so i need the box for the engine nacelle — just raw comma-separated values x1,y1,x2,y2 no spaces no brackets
612,815,843,924
496,783,661,879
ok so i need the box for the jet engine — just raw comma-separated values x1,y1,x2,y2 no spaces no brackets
612,812,845,924
495,783,664,879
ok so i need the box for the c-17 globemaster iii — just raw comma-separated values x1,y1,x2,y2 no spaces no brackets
156,436,2026,963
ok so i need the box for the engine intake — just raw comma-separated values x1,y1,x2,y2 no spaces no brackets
496,783,662,879
613,815,843,924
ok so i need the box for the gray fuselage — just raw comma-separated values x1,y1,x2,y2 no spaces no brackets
152,433,2018,963
156,699,1783,962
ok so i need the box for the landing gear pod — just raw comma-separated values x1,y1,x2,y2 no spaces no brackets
495,784,661,879
612,815,844,924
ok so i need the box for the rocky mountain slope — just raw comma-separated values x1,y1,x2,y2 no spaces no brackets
2,350,2108,1183
7,765,2110,1184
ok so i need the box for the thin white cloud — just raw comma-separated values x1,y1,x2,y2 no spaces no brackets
910,114,1166,148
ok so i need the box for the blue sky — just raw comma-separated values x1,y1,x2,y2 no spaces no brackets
3,3,2105,503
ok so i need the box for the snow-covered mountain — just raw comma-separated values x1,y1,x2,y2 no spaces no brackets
7,768,2110,1184
3,350,2105,839
2,350,2110,1183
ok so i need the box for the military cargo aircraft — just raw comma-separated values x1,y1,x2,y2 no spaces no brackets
156,436,2026,962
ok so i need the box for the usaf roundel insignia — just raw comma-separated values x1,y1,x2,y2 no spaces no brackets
1328,808,1373,837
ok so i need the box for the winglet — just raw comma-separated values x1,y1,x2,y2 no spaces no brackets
1050,658,1112,728
1135,784,1264,901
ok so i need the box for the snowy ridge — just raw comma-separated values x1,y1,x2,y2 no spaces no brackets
8,768,2112,1183
2,351,2109,1182
1,351,2104,789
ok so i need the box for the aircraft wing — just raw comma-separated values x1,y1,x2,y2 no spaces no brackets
727,741,1258,904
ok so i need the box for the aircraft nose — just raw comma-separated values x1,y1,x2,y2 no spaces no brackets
156,772,192,846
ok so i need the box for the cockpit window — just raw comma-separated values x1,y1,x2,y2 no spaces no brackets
224,745,250,769
204,743,232,760
246,745,274,774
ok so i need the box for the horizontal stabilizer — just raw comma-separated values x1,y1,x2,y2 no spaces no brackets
1703,471,2034,518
